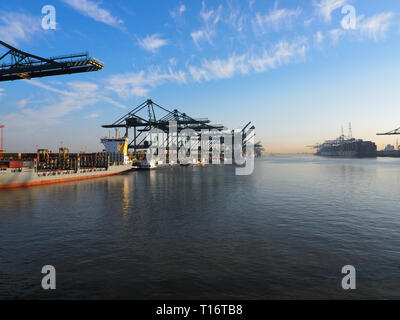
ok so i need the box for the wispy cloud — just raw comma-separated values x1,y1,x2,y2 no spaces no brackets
63,0,123,28
0,12,41,46
189,38,308,82
138,34,168,53
85,112,100,119
314,31,324,46
254,6,302,33
225,2,246,33
324,11,394,45
2,80,124,150
314,0,349,23
248,39,308,73
304,18,315,28
106,66,187,98
249,0,255,10
329,28,344,44
170,4,186,19
189,54,249,82
18,98,29,108
27,79,127,110
3,81,101,128
100,97,127,109
27,80,70,95
108,37,308,96
357,12,394,41
191,1,223,47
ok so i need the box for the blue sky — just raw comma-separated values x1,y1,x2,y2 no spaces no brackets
1,0,400,152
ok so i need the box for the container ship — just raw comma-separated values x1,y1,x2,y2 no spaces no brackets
376,141,400,157
312,126,377,158
0,137,132,189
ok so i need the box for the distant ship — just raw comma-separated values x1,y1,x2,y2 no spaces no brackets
311,125,377,158
377,141,400,157
0,136,132,189
254,141,265,158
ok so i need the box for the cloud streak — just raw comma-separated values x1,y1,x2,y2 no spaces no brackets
314,0,349,23
254,7,302,32
107,37,308,97
189,38,308,82
191,1,223,47
138,34,168,53
329,28,344,44
357,12,394,41
63,0,123,28
106,67,187,98
3,81,101,129
314,31,324,46
0,12,41,46
170,4,186,19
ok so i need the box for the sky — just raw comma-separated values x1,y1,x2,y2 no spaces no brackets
1,0,400,153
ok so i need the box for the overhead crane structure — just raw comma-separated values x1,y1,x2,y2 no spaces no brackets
0,40,104,82
377,127,400,136
102,99,255,160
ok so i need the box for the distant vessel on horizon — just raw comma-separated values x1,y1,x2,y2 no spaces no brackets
254,141,265,158
377,140,400,157
311,124,377,158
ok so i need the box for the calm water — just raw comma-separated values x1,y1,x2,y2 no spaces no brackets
1,155,400,299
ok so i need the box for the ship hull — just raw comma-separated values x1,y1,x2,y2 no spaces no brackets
315,139,377,158
0,164,132,189
316,150,377,158
377,150,400,158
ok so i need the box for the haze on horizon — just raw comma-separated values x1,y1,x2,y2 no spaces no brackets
1,0,400,154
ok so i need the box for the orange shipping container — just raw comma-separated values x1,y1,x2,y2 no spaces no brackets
9,161,23,168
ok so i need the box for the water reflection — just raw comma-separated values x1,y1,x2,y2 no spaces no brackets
122,176,131,217
1,158,400,299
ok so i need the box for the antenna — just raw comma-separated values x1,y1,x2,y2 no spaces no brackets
348,122,353,139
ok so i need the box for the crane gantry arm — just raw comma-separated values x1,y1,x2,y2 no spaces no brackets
377,127,400,135
0,40,104,82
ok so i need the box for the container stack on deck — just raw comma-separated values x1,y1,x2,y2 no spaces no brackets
0,148,128,172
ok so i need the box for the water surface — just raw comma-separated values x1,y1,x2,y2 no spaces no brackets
1,155,400,299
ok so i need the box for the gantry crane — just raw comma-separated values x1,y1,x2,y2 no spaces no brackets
102,99,256,164
377,127,400,135
102,99,226,153
0,40,104,82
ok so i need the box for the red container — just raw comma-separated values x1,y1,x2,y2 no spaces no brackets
9,161,23,168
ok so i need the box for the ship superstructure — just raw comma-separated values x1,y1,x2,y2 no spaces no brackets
100,135,131,165
311,125,377,158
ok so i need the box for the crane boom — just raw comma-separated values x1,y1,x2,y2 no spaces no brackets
0,40,104,82
377,127,400,135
